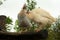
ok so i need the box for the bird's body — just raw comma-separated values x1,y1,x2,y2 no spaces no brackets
26,8,56,25
18,4,56,31
25,8,56,31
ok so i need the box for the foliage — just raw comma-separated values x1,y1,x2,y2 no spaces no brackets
0,0,6,5
6,24,12,32
5,17,13,31
29,21,38,31
53,16,60,40
14,20,38,32
6,17,12,24
46,16,60,40
14,20,20,32
0,1,3,5
46,29,56,40
26,0,37,11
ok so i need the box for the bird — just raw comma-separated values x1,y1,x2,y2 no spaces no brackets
18,4,56,32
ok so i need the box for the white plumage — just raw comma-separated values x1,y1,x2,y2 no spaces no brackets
18,4,56,31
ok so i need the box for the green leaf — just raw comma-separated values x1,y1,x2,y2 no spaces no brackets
0,1,3,5
27,0,29,3
26,0,37,11
6,17,12,24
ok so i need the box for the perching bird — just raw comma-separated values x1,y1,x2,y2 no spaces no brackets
18,4,56,32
